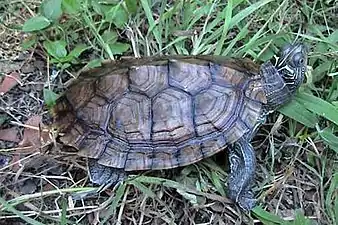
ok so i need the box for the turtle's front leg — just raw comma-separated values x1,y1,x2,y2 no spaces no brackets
227,136,257,211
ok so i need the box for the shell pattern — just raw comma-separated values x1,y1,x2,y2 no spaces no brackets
53,56,267,171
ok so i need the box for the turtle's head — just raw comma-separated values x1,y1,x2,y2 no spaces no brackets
276,43,308,93
261,43,308,110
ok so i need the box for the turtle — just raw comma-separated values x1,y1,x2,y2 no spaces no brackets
51,43,307,210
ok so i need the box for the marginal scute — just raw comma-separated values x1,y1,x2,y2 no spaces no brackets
224,120,249,144
201,133,227,157
150,151,174,169
151,146,178,169
175,143,202,166
129,65,168,97
245,79,267,104
76,96,110,129
124,147,153,171
98,140,129,168
169,60,212,95
78,132,109,159
59,122,87,149
210,63,249,87
66,79,95,110
96,72,129,102
241,99,262,129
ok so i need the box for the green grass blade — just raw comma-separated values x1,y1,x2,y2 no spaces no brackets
229,0,274,29
140,0,162,51
100,183,127,225
0,197,45,225
60,197,67,225
128,179,156,198
222,21,250,56
316,125,338,153
202,0,273,54
252,206,284,224
214,0,233,55
335,197,338,225
236,1,287,58
191,1,218,55
293,33,338,49
278,98,318,128
291,210,313,225
325,172,338,225
210,171,226,196
296,92,338,126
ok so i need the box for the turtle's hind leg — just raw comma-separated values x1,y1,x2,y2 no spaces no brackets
227,136,257,211
88,159,127,191
71,160,127,200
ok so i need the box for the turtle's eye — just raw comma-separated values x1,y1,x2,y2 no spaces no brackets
292,52,305,67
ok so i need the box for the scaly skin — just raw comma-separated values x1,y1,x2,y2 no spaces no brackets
227,136,257,211
226,43,308,210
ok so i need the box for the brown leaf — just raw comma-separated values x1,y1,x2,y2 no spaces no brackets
0,72,21,95
11,154,21,172
9,116,52,172
19,115,52,149
0,127,20,142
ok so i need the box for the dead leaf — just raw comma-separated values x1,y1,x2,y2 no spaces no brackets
10,154,22,172
8,116,52,172
19,115,52,149
43,183,54,192
0,72,21,95
0,127,20,142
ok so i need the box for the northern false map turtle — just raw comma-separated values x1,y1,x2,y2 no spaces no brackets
52,43,307,210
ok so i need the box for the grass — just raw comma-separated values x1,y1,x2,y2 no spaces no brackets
0,0,337,224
